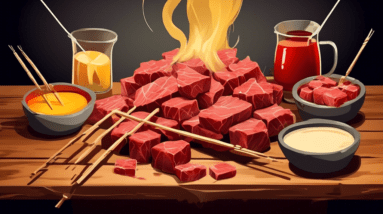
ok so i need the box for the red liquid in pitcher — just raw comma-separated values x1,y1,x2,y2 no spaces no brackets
274,30,320,91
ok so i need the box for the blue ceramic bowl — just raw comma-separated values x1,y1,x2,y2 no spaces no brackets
278,119,360,173
22,83,96,136
292,74,366,122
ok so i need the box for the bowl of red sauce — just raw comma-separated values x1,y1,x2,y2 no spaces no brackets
292,74,365,122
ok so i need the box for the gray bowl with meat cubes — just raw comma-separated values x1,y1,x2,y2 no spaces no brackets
292,74,366,122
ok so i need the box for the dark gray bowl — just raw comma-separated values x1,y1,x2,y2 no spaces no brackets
22,83,96,136
278,118,360,173
292,74,366,122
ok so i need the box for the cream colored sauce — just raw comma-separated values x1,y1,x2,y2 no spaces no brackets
283,127,354,153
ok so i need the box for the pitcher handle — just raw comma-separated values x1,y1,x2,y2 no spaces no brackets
319,41,338,76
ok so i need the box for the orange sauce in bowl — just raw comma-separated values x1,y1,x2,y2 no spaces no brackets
27,92,88,116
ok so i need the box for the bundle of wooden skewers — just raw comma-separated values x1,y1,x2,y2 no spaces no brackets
28,105,278,208
8,45,65,109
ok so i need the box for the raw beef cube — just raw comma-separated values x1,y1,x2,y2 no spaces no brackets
229,118,270,152
299,86,314,102
129,130,161,163
182,116,227,151
175,163,207,182
151,140,191,174
253,104,296,137
197,78,224,109
313,87,331,105
133,59,174,85
233,79,274,110
297,83,309,94
258,82,283,105
109,120,145,153
130,111,181,140
217,48,239,67
162,48,179,60
308,80,323,90
174,60,209,76
130,111,158,130
315,76,337,87
229,56,267,83
341,81,352,86
213,68,241,95
162,97,200,122
134,76,178,112
209,163,236,180
114,159,137,177
323,88,348,107
339,84,360,100
199,96,252,134
176,66,211,99
271,83,283,105
120,76,141,99
87,95,133,125
154,117,181,140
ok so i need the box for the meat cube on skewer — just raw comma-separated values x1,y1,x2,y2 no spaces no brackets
182,116,227,152
339,83,360,100
229,118,270,152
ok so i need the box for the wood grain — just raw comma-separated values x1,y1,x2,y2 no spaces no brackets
0,83,382,201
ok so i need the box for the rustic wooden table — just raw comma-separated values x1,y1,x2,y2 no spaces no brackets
0,83,382,212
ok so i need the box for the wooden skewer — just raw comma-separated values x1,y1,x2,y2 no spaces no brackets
338,28,374,86
31,109,119,177
115,111,277,161
31,133,83,177
74,108,159,185
17,46,65,106
8,45,53,110
74,106,137,164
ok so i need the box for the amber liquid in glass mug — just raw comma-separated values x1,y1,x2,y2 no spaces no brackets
71,28,117,94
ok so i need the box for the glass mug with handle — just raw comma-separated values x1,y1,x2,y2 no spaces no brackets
274,20,338,103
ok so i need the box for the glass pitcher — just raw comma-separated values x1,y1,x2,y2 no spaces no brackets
70,28,118,94
274,20,337,102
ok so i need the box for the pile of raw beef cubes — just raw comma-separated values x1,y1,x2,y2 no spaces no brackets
86,48,295,181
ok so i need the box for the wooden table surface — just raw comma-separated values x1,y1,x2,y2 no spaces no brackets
0,83,382,204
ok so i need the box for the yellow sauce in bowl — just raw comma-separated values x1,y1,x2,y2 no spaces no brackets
283,127,354,153
27,92,88,116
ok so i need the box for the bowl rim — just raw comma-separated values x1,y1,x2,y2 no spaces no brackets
292,74,366,109
22,82,96,118
278,118,361,156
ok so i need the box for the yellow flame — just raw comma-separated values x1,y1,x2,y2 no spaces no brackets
162,0,243,72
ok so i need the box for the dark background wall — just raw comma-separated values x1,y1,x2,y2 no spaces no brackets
4,0,382,85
